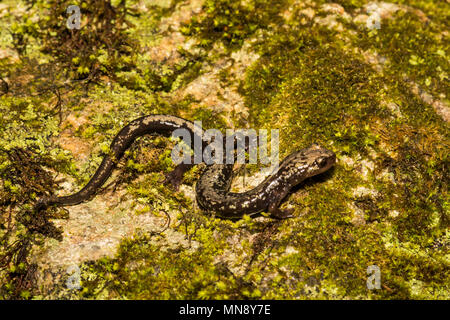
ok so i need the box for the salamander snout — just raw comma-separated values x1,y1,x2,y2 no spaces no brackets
315,152,336,170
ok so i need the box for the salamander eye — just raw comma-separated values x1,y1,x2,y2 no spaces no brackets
315,157,327,167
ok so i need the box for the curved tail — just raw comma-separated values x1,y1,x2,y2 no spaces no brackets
35,115,203,208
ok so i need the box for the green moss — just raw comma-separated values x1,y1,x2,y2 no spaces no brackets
181,0,288,50
354,10,449,99
77,232,247,299
77,215,270,299
243,26,385,156
237,10,448,298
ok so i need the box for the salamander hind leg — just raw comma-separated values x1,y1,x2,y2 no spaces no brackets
268,204,295,219
163,162,195,190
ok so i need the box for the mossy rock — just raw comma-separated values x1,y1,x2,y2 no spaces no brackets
0,0,448,299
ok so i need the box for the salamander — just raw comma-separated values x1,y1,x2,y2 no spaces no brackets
35,115,336,219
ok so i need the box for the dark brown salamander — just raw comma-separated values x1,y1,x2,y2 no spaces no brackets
196,144,336,219
35,115,203,208
35,115,336,219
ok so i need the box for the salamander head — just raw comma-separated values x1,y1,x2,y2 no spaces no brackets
280,143,336,184
305,143,336,175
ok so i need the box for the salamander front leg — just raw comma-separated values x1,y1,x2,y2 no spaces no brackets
267,189,294,219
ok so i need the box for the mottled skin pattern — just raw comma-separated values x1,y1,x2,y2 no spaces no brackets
196,144,336,219
35,115,336,220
